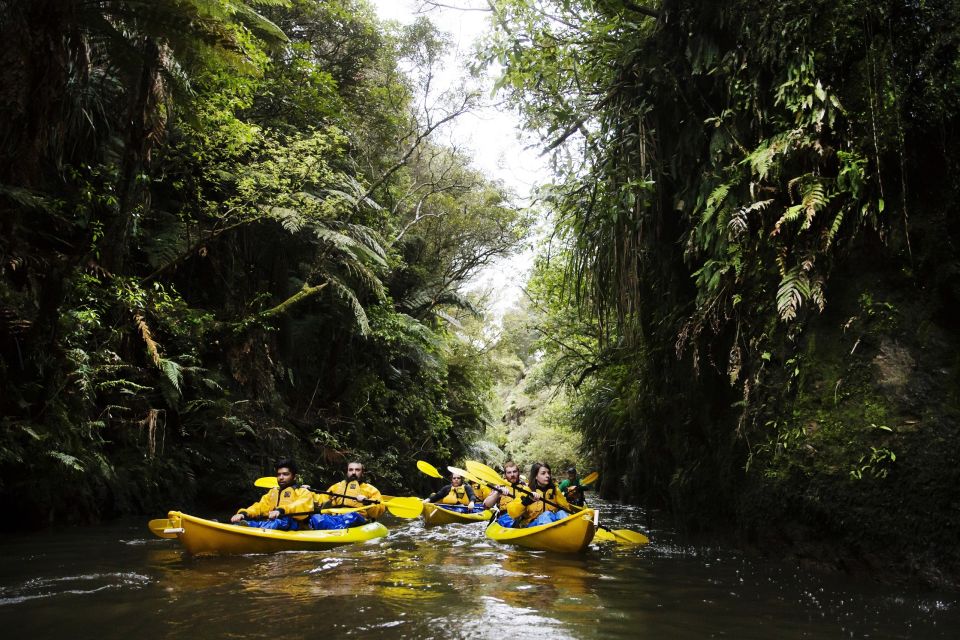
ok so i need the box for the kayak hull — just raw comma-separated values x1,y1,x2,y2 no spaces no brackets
422,502,491,526
485,509,597,553
157,511,388,555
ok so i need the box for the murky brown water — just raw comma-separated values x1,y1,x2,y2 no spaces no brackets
1,501,957,638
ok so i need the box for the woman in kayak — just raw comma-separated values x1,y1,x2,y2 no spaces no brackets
230,459,314,530
506,462,576,527
425,472,478,512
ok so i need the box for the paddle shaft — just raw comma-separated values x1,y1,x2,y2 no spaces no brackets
315,489,381,505
240,490,385,520
485,479,568,513
242,509,321,520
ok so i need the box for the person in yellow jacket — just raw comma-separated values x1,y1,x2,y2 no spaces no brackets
468,479,491,503
482,460,524,512
483,461,526,527
308,461,385,530
425,473,478,512
506,462,575,528
231,459,314,530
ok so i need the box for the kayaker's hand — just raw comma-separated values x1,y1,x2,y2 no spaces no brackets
267,509,281,519
230,514,244,523
531,490,543,501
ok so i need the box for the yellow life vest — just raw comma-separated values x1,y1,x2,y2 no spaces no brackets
238,486,314,521
440,485,471,505
318,480,385,519
470,482,491,501
506,483,573,526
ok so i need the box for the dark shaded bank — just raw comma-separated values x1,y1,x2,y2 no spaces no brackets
480,0,960,588
736,255,960,588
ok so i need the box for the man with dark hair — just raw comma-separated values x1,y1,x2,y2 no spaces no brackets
308,461,385,530
231,459,313,530
559,467,585,506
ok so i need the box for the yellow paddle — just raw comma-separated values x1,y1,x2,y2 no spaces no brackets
251,477,423,518
581,471,599,487
416,460,444,479
465,460,649,545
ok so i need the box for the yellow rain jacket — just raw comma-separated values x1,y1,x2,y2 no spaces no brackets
506,483,574,527
317,480,385,519
469,481,491,501
237,486,315,522
487,482,526,511
429,484,477,506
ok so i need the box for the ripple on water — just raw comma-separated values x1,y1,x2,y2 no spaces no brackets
0,572,151,606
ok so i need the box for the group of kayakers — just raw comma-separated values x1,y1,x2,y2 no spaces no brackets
231,459,384,531
233,458,590,531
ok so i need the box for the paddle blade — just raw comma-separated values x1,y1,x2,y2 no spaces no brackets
148,518,179,539
593,527,617,543
384,496,425,519
464,461,506,487
447,465,485,487
254,476,278,488
416,460,443,479
610,529,649,545
581,471,599,487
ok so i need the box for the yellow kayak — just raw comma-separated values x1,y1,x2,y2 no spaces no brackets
151,511,388,555
485,509,597,553
422,502,491,527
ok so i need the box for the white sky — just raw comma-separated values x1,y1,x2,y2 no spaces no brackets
371,0,550,318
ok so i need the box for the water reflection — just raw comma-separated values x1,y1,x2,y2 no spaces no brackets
0,504,958,639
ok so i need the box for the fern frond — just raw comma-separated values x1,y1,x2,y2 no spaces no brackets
799,180,828,230
327,276,371,336
703,183,730,224
776,267,811,322
269,206,304,233
314,226,388,268
342,260,387,301
728,199,773,239
335,222,388,262
48,451,85,472
159,358,183,393
823,209,845,249
771,204,804,237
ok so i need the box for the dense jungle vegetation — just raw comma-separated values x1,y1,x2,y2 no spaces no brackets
0,0,533,522
486,0,960,583
3,0,959,585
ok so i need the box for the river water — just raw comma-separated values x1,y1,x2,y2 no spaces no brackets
1,501,957,638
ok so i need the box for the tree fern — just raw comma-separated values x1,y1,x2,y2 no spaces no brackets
47,451,85,473
326,275,371,336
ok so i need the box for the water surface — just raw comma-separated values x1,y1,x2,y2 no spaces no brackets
1,502,957,638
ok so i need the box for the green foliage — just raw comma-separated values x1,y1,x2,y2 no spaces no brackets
0,0,530,523
484,0,960,568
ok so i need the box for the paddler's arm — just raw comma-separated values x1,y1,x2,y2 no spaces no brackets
426,484,452,503
483,484,511,509
362,485,386,518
